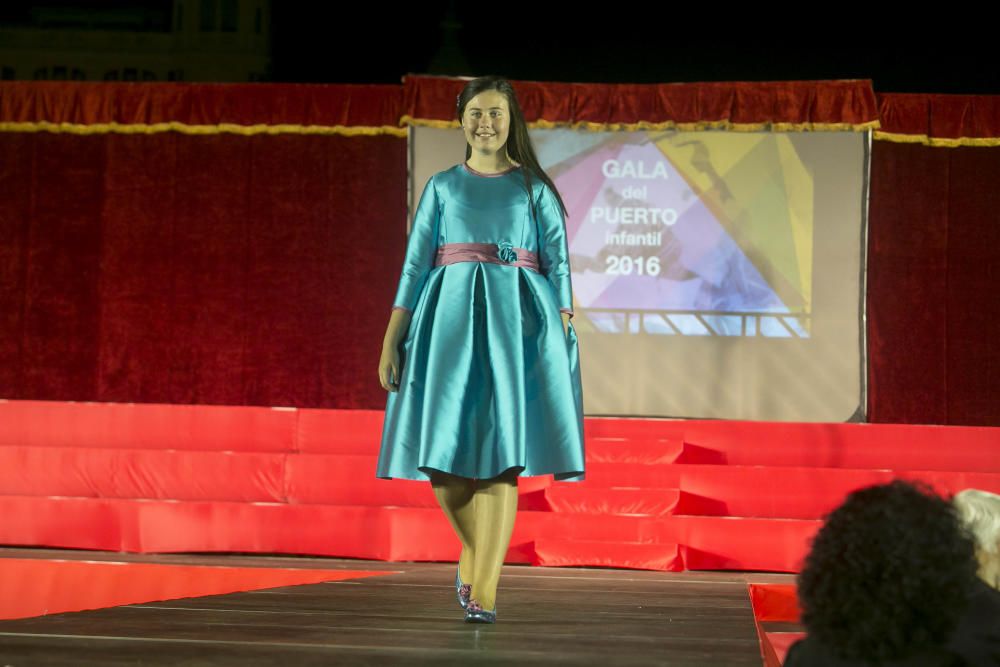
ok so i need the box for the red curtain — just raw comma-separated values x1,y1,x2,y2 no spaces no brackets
0,83,406,407
867,92,1000,425
875,92,1000,144
403,76,878,129
1,80,997,425
0,81,404,127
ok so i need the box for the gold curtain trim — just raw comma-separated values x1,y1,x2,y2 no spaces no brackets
408,116,1000,146
11,119,1000,146
401,115,881,133
0,121,408,137
873,130,1000,147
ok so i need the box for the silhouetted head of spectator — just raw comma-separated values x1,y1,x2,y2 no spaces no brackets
797,480,979,663
953,488,1000,589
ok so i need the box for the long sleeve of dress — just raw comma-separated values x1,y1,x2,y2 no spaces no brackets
535,182,574,319
391,176,440,314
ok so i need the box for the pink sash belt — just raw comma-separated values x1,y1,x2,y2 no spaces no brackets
435,242,540,273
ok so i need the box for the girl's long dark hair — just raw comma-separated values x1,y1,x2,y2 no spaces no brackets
457,75,568,221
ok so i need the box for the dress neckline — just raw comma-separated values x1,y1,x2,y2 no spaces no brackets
462,162,520,178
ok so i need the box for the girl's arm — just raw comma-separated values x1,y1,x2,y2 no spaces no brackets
535,182,575,320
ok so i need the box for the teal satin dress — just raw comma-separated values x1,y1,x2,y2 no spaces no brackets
376,162,585,482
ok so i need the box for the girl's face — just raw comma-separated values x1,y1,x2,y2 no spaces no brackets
462,90,511,156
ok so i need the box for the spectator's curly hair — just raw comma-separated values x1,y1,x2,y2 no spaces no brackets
798,480,979,662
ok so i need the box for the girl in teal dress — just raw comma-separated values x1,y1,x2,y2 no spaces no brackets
376,76,585,623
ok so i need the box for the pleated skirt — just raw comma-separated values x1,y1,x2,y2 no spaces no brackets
376,260,585,482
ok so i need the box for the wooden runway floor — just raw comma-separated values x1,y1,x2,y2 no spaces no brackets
0,547,792,666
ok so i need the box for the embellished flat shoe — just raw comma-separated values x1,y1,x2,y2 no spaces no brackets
455,564,472,610
464,598,497,624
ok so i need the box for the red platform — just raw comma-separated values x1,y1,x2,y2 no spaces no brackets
1,399,997,573
0,557,394,621
748,583,804,667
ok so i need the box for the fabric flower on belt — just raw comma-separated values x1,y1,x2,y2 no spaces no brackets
496,240,518,263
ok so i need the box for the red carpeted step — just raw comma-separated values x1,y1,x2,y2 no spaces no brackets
532,537,682,571
288,453,554,507
581,462,1000,518
748,583,800,622
763,632,805,667
0,495,816,572
0,399,296,452
0,445,288,501
538,481,868,521
7,446,996,524
584,420,1000,471
297,408,386,455
585,437,685,464
542,486,682,516
2,400,996,575
748,582,804,667
284,454,1000,517
4,402,997,473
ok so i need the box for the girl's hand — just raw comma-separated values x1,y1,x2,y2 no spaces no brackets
379,345,401,392
561,312,571,338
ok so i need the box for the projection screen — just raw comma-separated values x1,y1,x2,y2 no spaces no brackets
408,126,870,422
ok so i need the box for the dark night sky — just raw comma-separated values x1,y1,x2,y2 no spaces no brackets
271,4,1000,95
2,2,997,93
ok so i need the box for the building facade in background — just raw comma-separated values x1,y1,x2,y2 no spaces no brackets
0,0,270,82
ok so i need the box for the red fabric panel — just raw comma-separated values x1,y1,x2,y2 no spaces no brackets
944,147,1000,422
748,583,804,667
667,517,819,572
2,81,999,421
544,486,681,516
11,83,1000,142
0,494,405,556
768,632,806,666
759,629,783,667
0,493,826,572
586,437,685,464
533,538,681,571
0,129,405,409
867,141,950,423
868,141,1000,424
286,453,433,506
404,75,879,127
296,408,387,454
748,583,801,622
0,402,991,574
0,446,286,501
0,400,296,450
0,81,403,127
602,467,998,518
877,92,1000,140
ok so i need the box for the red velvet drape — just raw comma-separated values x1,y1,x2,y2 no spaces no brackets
868,143,1000,425
402,76,878,128
0,130,404,406
0,82,406,407
1,80,998,424
875,92,1000,144
866,92,1000,425
0,81,404,127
